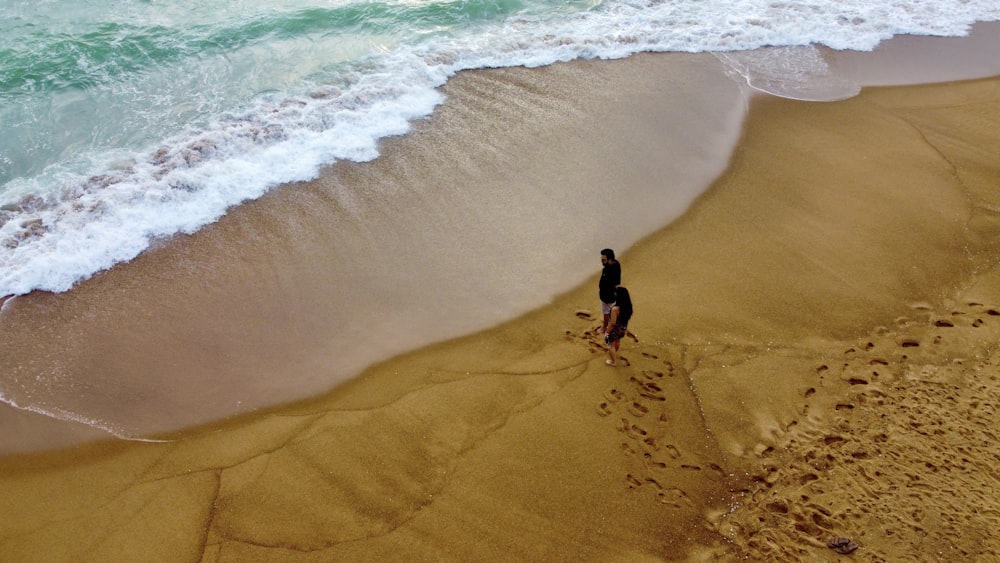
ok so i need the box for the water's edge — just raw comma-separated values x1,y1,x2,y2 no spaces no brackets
2,24,1000,454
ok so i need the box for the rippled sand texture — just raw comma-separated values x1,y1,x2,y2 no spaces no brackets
1,67,1000,561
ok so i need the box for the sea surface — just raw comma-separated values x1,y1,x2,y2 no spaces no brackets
2,0,1000,450
3,0,999,298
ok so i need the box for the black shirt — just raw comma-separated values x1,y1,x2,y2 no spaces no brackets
599,260,621,304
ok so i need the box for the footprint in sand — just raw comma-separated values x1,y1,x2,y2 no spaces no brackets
642,352,659,360
799,472,819,485
628,423,648,439
596,402,613,417
630,376,666,401
765,500,789,514
626,474,642,489
616,417,630,433
628,401,649,417
604,388,625,403
617,418,649,440
639,390,666,402
707,463,726,477
643,453,667,469
657,487,694,508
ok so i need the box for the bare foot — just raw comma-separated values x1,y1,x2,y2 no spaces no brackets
606,360,617,367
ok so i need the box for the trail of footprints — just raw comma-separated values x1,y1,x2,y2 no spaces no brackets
567,311,718,508
608,359,699,509
725,302,1000,561
573,300,1000,557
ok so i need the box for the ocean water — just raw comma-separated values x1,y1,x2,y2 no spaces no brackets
2,0,999,299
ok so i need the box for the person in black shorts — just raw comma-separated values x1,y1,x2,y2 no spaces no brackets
604,287,633,367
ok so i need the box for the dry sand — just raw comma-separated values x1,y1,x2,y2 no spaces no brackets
2,65,1000,561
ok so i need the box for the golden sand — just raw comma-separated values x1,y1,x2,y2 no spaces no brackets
1,67,999,561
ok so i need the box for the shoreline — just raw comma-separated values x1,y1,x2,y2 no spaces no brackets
1,62,999,560
2,24,1000,454
0,51,749,453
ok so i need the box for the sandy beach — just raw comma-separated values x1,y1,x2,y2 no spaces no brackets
2,44,1000,562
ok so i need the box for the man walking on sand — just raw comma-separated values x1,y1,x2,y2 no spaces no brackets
599,248,621,334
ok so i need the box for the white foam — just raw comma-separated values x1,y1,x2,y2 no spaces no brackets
0,389,171,444
0,64,446,296
715,46,862,101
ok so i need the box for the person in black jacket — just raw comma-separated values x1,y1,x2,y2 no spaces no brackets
599,248,621,334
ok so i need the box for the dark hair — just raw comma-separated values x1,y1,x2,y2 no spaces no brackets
601,248,615,260
615,287,633,325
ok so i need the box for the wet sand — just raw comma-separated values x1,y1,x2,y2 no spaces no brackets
3,38,1000,563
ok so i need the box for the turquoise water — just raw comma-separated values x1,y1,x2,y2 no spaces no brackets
2,0,999,297
1,0,593,182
